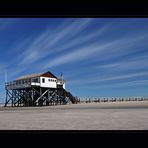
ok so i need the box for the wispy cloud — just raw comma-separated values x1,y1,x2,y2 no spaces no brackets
9,18,148,75
68,71,148,87
54,22,112,53
95,54,148,72
99,72,148,82
17,18,95,66
1,18,148,99
44,32,148,69
74,79,148,90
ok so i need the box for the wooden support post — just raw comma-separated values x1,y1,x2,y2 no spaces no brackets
5,89,8,107
31,87,34,106
40,87,42,106
11,90,14,107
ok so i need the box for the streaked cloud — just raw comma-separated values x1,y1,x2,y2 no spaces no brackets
68,71,148,86
0,18,148,100
17,18,95,66
44,32,148,68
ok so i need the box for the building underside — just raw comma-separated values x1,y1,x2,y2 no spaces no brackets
5,86,78,107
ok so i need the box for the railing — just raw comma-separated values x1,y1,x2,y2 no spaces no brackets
5,80,32,90
5,78,42,90
78,97,148,103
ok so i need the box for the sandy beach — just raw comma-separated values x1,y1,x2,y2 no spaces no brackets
0,101,148,130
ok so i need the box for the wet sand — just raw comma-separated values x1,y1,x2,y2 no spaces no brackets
0,101,148,130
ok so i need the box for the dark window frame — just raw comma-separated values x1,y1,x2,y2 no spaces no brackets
42,78,45,83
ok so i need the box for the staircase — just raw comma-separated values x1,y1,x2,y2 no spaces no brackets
58,88,78,104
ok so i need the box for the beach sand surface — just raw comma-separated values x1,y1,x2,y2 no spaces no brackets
0,101,148,130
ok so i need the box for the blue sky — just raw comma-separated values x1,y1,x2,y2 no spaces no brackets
0,18,148,102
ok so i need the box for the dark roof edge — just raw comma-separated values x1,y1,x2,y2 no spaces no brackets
40,71,57,78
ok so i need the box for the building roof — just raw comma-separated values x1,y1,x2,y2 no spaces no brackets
15,71,57,81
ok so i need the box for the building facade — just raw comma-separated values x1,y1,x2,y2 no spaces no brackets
5,71,78,107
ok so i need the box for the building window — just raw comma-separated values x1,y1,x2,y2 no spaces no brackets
32,78,38,83
42,78,45,83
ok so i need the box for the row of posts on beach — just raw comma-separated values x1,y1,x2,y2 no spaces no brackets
76,97,148,103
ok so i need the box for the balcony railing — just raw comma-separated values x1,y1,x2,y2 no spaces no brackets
5,80,32,90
